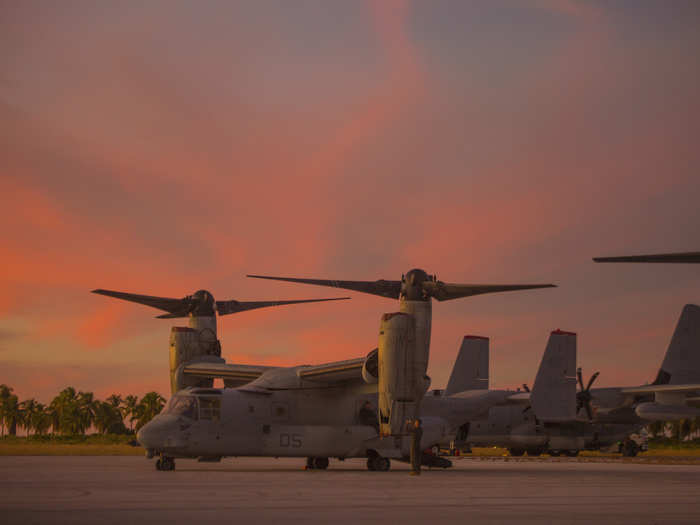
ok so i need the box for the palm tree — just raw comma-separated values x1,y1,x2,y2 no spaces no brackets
93,401,124,434
31,403,52,436
76,391,97,434
646,420,666,439
134,392,166,431
18,399,38,436
2,394,19,436
122,395,139,432
50,387,81,435
0,384,13,436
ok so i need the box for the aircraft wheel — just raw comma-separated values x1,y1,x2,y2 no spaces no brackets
548,450,561,457
375,457,391,471
526,448,542,457
508,448,525,457
157,457,175,471
366,457,377,471
155,459,163,471
306,457,315,470
313,457,329,470
564,450,579,457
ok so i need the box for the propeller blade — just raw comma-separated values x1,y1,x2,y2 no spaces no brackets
92,289,187,315
246,275,402,299
585,402,593,421
586,371,600,391
422,282,556,302
216,297,350,316
522,383,530,393
593,251,700,264
577,367,584,391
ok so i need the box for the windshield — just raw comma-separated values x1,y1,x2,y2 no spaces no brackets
166,395,198,420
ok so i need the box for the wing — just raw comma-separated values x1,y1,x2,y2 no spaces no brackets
593,252,700,263
247,275,402,299
620,383,700,394
422,282,556,301
298,358,366,383
183,362,274,387
216,297,349,316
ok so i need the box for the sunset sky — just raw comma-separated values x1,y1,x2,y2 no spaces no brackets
2,1,699,403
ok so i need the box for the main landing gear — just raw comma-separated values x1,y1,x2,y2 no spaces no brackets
156,456,175,471
367,455,391,471
305,457,329,470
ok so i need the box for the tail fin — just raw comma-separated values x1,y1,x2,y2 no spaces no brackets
653,304,700,385
444,335,489,395
530,330,577,422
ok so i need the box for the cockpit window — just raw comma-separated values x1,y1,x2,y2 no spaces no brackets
199,396,221,421
166,396,198,420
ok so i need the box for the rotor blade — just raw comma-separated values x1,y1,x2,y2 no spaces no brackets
586,371,600,391
216,297,350,316
246,275,402,299
422,282,556,301
593,252,700,263
92,289,187,315
522,383,530,393
577,367,584,391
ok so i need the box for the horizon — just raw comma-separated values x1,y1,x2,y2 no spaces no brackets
2,1,699,402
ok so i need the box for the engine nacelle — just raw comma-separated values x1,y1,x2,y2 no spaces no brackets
378,312,430,436
169,318,224,394
635,402,700,421
362,348,379,384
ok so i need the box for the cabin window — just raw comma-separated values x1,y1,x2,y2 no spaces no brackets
198,396,221,421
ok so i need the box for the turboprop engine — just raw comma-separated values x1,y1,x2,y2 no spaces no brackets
377,312,430,436
91,287,349,394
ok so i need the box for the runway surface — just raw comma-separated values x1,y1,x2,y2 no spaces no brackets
2,456,699,524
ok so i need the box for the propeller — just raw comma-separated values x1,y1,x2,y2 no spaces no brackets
576,367,600,421
91,288,349,318
247,268,555,302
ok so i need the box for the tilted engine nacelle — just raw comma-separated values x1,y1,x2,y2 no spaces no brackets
378,312,430,436
361,348,379,384
169,315,224,394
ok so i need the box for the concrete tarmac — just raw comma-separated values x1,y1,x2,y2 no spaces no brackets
1,456,699,524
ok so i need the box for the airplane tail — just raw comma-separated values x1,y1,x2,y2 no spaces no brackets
653,304,700,385
530,330,577,422
444,335,489,395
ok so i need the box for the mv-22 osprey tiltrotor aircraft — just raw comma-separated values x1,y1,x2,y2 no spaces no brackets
452,304,700,457
94,269,554,471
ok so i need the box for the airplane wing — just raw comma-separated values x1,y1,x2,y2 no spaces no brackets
298,358,366,383
183,362,275,387
620,384,700,394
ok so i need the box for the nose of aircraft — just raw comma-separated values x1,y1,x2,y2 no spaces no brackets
137,415,182,451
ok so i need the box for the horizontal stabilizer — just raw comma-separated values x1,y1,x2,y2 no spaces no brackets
530,330,577,422
444,335,489,395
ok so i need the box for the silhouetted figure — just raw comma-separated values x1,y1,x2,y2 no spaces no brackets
408,418,423,475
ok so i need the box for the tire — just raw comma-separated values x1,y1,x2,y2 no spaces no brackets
548,450,561,457
367,457,377,471
376,457,391,472
564,450,579,457
526,449,542,457
509,448,525,457
155,459,163,471
313,457,329,470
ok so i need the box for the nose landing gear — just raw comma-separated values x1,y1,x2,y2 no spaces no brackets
156,456,175,471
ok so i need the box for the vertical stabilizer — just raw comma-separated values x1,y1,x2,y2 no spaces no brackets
653,304,700,385
531,330,577,422
444,335,489,395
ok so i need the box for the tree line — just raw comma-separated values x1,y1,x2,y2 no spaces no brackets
0,384,166,436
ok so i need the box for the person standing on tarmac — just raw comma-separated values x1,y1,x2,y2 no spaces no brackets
408,418,423,476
